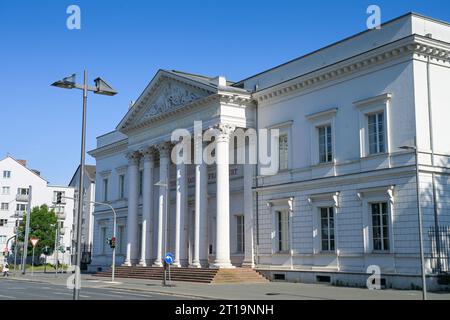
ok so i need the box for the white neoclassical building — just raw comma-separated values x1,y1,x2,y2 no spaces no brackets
0,156,74,265
89,13,450,289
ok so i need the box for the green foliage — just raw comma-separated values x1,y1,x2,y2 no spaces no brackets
17,205,58,257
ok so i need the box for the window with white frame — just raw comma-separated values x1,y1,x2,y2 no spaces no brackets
53,191,65,203
0,235,6,244
320,207,335,251
371,202,389,251
0,219,8,226
102,178,108,202
16,203,27,213
1,203,9,211
119,174,125,199
3,171,11,178
318,125,333,163
17,188,29,196
354,93,391,157
368,112,385,154
2,186,10,195
236,215,244,253
279,134,289,171
276,210,290,252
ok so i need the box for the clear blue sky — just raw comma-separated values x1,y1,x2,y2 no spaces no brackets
1,0,449,185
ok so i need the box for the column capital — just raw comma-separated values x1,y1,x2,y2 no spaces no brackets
140,146,156,163
156,142,172,158
126,150,141,165
215,123,236,142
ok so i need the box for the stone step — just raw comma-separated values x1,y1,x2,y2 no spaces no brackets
94,266,270,284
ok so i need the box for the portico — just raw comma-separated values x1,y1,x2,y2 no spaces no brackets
113,70,254,269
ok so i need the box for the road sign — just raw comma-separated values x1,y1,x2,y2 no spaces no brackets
30,238,39,247
164,252,174,265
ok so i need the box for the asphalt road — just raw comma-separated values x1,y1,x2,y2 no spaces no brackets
0,279,190,300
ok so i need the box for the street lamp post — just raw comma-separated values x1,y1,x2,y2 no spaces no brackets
21,185,32,275
400,140,427,300
51,71,117,300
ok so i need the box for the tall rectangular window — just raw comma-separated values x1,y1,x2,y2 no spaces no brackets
139,171,143,196
103,178,108,202
371,202,389,251
100,226,107,254
279,134,288,170
0,235,6,244
1,203,9,211
320,207,335,251
368,112,385,154
53,191,65,203
236,215,244,253
2,187,10,195
3,171,11,178
318,125,333,163
118,225,125,254
276,210,290,252
119,174,125,199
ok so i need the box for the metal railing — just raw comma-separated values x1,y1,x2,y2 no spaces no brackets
429,226,450,274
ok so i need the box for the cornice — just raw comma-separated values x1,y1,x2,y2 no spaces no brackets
88,139,128,159
253,35,450,104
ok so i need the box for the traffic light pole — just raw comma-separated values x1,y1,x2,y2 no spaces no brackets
61,196,117,283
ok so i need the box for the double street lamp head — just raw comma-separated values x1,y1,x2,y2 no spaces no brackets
51,73,117,96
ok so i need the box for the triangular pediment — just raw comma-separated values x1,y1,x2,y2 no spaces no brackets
117,70,217,133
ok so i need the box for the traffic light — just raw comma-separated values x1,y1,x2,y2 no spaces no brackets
110,236,116,249
56,192,63,204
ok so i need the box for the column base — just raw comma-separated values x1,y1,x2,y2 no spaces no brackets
122,260,132,267
153,261,163,267
189,262,202,268
210,261,235,269
138,259,147,267
241,261,255,268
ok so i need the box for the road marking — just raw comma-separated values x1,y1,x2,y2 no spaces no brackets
52,292,72,296
0,294,16,299
105,290,156,298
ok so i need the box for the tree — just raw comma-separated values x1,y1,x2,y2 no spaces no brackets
17,205,57,258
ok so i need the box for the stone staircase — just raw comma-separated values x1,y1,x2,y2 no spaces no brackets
93,266,269,284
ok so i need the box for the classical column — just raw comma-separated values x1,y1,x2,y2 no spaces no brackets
192,140,208,268
211,124,235,269
173,161,188,267
124,150,140,266
153,142,170,267
242,164,255,268
139,147,155,266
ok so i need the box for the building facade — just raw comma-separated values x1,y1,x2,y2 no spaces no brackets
88,13,450,289
0,156,74,265
68,165,96,268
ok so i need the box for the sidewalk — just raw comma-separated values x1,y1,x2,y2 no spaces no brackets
4,271,450,300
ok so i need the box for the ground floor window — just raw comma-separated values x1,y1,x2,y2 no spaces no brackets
236,215,244,253
100,226,107,254
371,202,389,251
276,210,290,252
320,207,335,251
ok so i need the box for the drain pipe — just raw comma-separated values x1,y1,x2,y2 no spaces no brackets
425,34,441,272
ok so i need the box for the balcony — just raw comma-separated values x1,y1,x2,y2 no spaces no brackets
57,212,66,220
14,211,26,218
15,194,29,202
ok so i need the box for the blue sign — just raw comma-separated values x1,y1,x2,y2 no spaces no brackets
164,252,174,265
